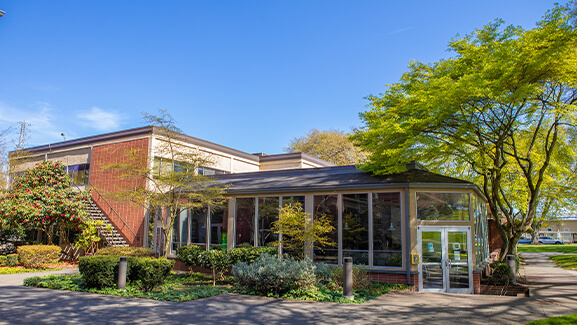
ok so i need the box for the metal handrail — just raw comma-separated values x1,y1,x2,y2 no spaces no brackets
78,181,137,239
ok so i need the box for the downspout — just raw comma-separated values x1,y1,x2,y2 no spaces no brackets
405,186,411,286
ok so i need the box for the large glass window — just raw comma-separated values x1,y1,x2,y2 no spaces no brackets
171,209,189,253
373,192,402,267
210,203,228,248
313,195,338,264
189,208,208,245
342,194,369,265
258,197,279,247
474,195,489,266
417,192,470,221
281,196,305,207
235,198,255,247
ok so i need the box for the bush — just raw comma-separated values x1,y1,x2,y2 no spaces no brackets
175,245,204,267
197,250,230,285
7,254,18,267
0,255,6,266
228,246,276,265
79,255,119,289
232,254,317,296
79,255,174,291
129,257,174,291
490,261,513,285
328,265,371,290
17,245,61,268
314,262,334,283
95,246,152,257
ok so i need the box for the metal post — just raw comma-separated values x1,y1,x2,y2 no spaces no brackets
506,254,516,285
343,257,354,300
118,256,127,290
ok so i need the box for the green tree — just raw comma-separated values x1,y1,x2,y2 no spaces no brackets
0,161,91,244
271,203,336,258
285,128,366,165
351,4,577,259
103,110,227,257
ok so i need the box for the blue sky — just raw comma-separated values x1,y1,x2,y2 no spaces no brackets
0,1,567,154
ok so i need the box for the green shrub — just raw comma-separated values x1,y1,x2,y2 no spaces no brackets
232,254,317,296
95,246,152,257
197,250,230,285
328,265,371,290
79,255,174,291
228,246,276,265
0,255,6,266
314,262,334,283
128,257,174,291
175,245,204,267
490,261,513,285
7,254,18,267
79,255,119,289
17,245,61,268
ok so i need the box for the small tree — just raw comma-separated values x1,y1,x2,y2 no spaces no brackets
0,161,90,244
271,203,335,259
103,110,227,257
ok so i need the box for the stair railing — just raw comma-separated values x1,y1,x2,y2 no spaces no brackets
75,182,138,241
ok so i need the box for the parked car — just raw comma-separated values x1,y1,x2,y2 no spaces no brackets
518,237,532,244
538,236,564,245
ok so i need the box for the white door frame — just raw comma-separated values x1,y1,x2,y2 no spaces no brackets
417,226,473,294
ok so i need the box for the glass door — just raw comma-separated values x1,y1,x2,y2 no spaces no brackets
418,226,472,294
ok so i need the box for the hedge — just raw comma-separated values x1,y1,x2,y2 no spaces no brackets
78,255,174,291
94,246,153,257
17,245,61,268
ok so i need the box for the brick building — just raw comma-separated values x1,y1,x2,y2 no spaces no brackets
13,126,491,294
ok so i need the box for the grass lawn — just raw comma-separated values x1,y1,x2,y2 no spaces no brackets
549,255,577,271
24,272,408,303
517,244,577,254
526,314,577,324
0,267,60,275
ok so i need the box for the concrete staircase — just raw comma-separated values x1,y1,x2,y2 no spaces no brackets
85,198,129,247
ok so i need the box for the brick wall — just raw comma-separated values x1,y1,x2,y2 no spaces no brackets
369,272,418,290
90,138,150,247
473,271,481,294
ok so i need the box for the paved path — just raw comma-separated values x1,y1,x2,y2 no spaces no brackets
0,253,575,324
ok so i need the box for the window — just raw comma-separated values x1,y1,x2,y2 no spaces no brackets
235,198,255,247
171,209,189,253
198,166,230,176
210,204,228,248
547,228,553,232
564,228,570,232
189,208,208,245
313,195,338,264
342,194,369,265
417,192,470,221
473,195,489,266
258,197,280,247
66,164,90,184
373,192,402,267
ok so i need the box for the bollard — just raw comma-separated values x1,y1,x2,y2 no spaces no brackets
343,257,354,300
506,254,516,285
118,256,128,290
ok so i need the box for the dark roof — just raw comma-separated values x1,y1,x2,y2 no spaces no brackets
209,165,483,197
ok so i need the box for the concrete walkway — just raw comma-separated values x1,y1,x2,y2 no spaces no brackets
0,253,575,324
